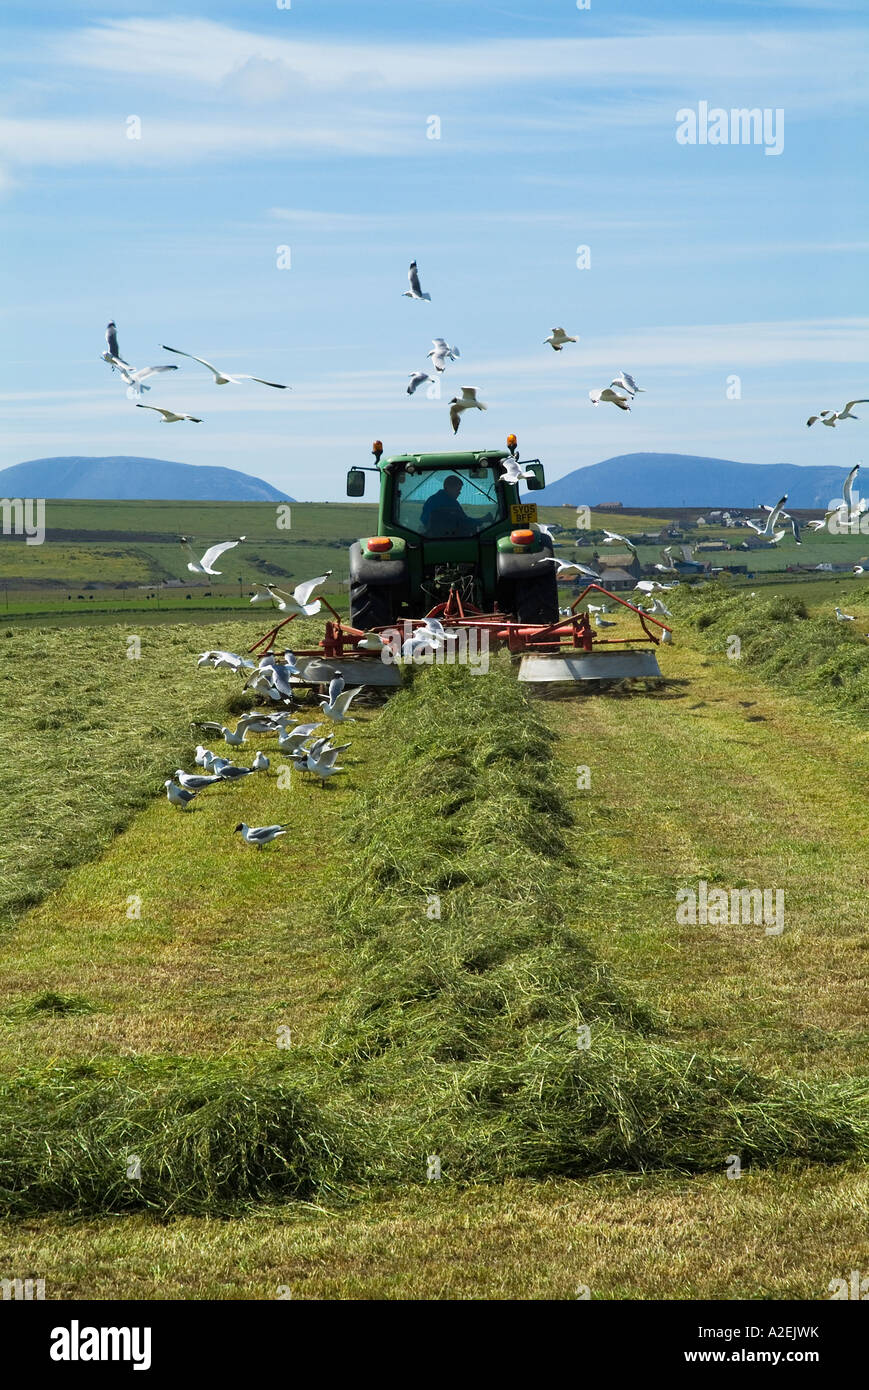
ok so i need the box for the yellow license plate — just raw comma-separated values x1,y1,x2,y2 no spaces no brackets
510,503,538,524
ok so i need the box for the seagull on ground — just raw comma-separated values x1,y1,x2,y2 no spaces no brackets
320,686,365,722
428,340,460,372
251,751,270,771
164,779,196,809
807,401,869,427
250,573,332,618
182,536,245,575
293,748,346,787
234,823,289,849
835,607,856,622
586,602,612,615
407,371,431,395
611,371,645,396
593,613,618,628
543,327,577,352
160,345,288,389
589,388,631,412
216,763,255,781
327,671,345,705
643,597,672,617
402,261,431,301
449,388,487,434
136,404,202,424
175,768,222,790
194,744,211,767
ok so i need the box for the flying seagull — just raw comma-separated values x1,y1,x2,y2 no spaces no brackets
602,529,637,552
234,822,288,849
535,558,600,579
136,404,202,423
105,322,127,363
407,371,431,395
102,354,178,395
160,345,288,389
807,400,869,427
402,261,431,301
611,371,645,396
164,779,196,809
182,536,245,575
319,685,366,723
501,457,535,484
428,339,460,372
746,495,787,538
589,388,631,412
249,573,332,618
544,327,577,352
197,649,255,670
449,387,487,433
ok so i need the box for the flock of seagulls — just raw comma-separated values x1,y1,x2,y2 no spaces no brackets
102,321,289,423
163,640,367,844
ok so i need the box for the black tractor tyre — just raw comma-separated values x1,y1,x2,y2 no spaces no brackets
350,580,395,630
514,571,559,626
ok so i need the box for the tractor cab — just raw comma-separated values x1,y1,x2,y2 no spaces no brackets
346,438,558,629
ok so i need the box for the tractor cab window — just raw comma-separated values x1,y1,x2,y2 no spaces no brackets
393,466,504,538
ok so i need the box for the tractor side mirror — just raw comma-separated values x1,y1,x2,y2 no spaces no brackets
525,463,545,490
346,469,366,497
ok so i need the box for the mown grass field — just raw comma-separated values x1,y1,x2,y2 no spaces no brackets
0,583,866,1299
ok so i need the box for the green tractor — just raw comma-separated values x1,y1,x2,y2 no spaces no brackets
346,438,559,629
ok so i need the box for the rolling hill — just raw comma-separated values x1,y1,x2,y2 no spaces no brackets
535,454,854,509
0,456,292,502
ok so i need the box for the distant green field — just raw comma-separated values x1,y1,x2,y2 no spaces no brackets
1,499,864,626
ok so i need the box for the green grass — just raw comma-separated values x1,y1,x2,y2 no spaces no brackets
0,589,866,1291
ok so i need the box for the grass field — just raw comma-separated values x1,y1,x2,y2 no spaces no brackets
0,581,866,1297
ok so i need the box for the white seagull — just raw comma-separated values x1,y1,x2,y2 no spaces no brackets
611,371,645,396
590,388,631,412
249,573,332,618
807,401,869,427
407,371,431,395
216,763,255,781
746,495,787,538
593,613,618,628
543,327,578,352
194,744,211,767
182,537,245,575
251,751,270,771
428,340,460,372
197,649,255,671
449,388,487,434
160,345,288,389
835,606,856,621
319,686,365,722
136,404,202,424
175,768,222,790
501,457,535,484
164,779,196,809
402,261,431,301
102,354,178,396
234,822,288,849
535,558,600,579
105,321,127,363
602,529,637,552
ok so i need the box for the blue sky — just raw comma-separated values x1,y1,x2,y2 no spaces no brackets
1,0,867,500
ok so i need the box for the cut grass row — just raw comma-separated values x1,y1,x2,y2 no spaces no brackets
1,660,865,1217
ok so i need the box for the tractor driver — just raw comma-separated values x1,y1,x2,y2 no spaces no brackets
421,475,486,537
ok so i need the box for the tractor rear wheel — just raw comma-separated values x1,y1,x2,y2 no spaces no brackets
350,580,395,630
514,572,559,626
